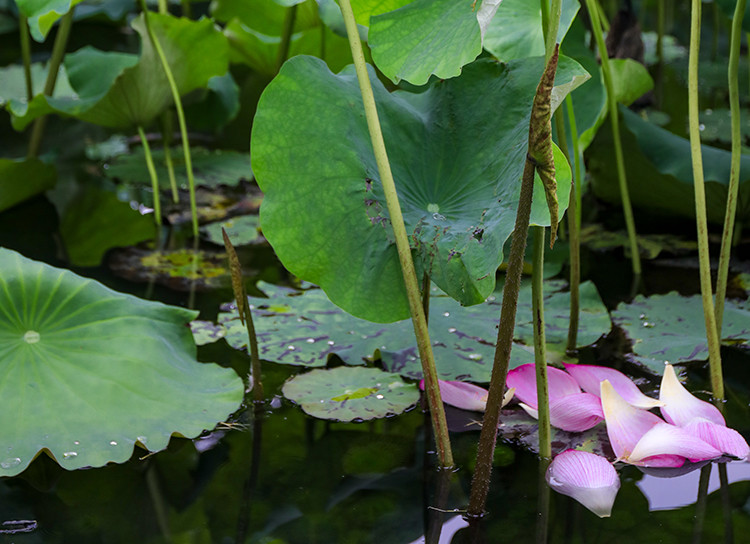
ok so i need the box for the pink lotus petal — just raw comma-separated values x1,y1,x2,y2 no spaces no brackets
549,393,605,432
564,363,663,409
546,450,620,517
600,380,664,461
659,364,725,427
507,364,581,409
418,380,514,412
683,418,750,460
629,422,722,464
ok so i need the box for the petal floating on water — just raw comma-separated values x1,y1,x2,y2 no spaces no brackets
564,363,663,409
549,393,605,432
629,422,722,465
546,450,620,518
659,364,725,427
507,363,580,409
683,418,750,460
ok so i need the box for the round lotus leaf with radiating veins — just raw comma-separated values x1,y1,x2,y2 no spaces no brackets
0,248,244,477
252,55,585,323
282,367,418,421
612,292,750,373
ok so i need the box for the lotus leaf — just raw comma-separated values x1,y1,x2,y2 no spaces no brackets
201,215,262,247
0,248,244,477
217,279,610,382
15,0,83,41
0,62,74,106
105,147,252,189
482,0,579,62
0,158,56,213
368,0,483,85
190,320,227,346
211,0,321,32
252,55,585,323
183,73,241,131
281,367,418,421
612,292,750,371
8,13,228,130
589,106,750,225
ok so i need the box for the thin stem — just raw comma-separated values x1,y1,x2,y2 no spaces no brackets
161,113,180,203
532,225,551,461
157,0,167,14
181,0,192,18
656,0,665,108
718,463,733,543
27,10,74,158
586,0,641,277
565,96,582,230
715,0,746,336
338,0,453,468
138,2,199,238
421,272,430,325
468,158,536,519
536,457,551,544
137,125,163,226
688,0,724,402
557,109,580,353
276,4,298,73
19,14,33,101
692,464,712,544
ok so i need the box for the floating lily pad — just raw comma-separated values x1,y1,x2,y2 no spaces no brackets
252,55,584,323
0,248,244,477
108,248,229,291
190,320,227,346
218,279,610,381
612,292,750,372
281,367,418,421
105,147,252,189
201,215,262,246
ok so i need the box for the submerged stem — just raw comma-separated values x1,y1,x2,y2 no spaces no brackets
27,10,74,158
715,0,746,336
338,0,453,468
138,1,199,237
688,0,724,402
585,0,641,277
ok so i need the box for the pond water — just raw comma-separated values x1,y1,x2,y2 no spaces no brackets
1,193,750,544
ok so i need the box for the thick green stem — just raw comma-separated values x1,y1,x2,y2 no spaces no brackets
19,14,33,101
531,225,551,461
586,0,641,277
656,0,665,108
138,2,199,238
157,0,167,14
137,126,163,226
688,0,724,403
27,10,74,158
715,0,746,337
468,159,536,518
276,4,298,72
338,0,453,468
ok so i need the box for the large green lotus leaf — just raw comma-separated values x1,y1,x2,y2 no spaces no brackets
0,248,244,477
612,292,750,372
349,0,412,26
589,106,750,225
217,279,609,382
211,0,321,31
59,182,155,267
483,0,579,61
252,55,584,323
105,147,252,189
368,0,482,85
15,0,84,41
282,367,418,421
8,13,228,130
0,158,56,213
225,18,352,76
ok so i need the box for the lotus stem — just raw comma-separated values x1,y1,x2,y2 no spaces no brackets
556,108,580,353
138,1,199,238
19,14,33,101
586,0,641,278
137,125,163,226
714,0,746,337
656,0,665,108
157,0,167,14
181,0,191,18
692,464,711,544
338,0,453,468
27,9,74,158
421,272,430,325
276,4,298,73
536,456,551,544
688,0,724,403
468,158,536,519
565,96,582,230
532,225,551,461
161,113,180,202
719,462,733,542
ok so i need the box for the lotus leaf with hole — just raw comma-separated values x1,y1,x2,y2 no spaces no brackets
0,248,244,477
252,55,587,323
